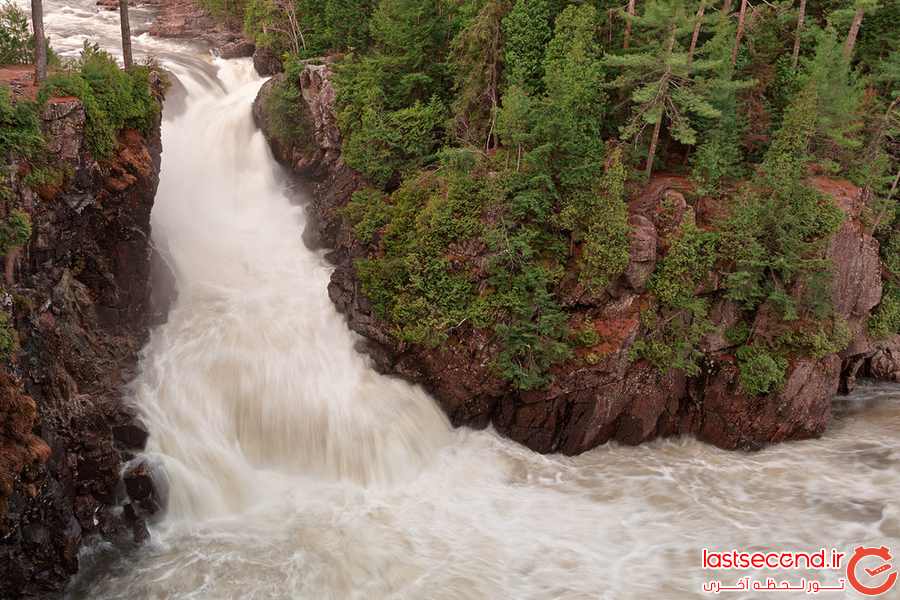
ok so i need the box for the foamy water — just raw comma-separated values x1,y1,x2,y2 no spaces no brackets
19,1,900,598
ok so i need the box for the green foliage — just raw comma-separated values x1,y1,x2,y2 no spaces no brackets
332,0,456,187
649,219,718,308
502,0,553,95
0,1,29,65
778,319,852,358
341,187,391,244
340,94,445,186
719,82,845,320
353,172,487,347
448,0,509,147
736,344,788,396
571,321,600,347
263,57,309,149
870,283,900,339
0,309,16,359
558,147,629,291
0,208,31,254
603,1,726,176
0,87,43,160
870,231,900,338
39,44,158,160
632,218,719,376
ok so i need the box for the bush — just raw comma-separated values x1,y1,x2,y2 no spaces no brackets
263,57,310,150
39,43,158,160
0,87,43,160
0,309,16,359
736,345,788,396
0,208,31,253
0,1,29,64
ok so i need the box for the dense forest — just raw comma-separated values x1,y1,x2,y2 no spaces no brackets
4,0,899,396
238,0,900,395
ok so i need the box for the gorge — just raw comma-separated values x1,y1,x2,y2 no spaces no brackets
0,0,898,598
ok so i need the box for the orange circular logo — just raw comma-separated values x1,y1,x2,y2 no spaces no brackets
847,546,898,596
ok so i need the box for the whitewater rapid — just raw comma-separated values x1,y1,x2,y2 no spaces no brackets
18,1,900,598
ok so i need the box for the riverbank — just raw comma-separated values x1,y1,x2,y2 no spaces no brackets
253,64,900,455
0,62,166,596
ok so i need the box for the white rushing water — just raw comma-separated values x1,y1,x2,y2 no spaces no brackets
20,1,900,598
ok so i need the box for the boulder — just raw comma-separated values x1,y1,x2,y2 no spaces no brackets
253,45,284,76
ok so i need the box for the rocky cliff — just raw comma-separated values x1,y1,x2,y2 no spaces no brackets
0,85,165,597
254,65,900,456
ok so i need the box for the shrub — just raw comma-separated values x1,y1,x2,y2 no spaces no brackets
0,1,29,64
39,43,158,160
736,345,788,396
0,309,16,359
0,209,31,253
0,87,43,160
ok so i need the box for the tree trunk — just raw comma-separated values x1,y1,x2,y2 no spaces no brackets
730,0,748,67
721,0,732,17
31,0,46,82
624,0,636,49
119,0,133,69
687,1,707,67
646,26,677,179
645,115,663,179
843,6,865,61
791,0,806,69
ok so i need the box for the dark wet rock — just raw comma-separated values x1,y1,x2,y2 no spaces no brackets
868,336,900,382
123,457,168,519
112,419,150,450
0,83,165,597
253,45,284,76
698,355,841,450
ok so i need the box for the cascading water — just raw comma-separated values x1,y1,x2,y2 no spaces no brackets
20,1,900,598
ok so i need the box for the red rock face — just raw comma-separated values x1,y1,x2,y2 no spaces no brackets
254,62,895,460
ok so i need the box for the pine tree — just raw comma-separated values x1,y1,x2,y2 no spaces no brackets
729,0,747,67
842,0,880,61
502,0,552,95
605,0,721,178
449,0,510,149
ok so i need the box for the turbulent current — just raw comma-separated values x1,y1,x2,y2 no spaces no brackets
21,1,900,598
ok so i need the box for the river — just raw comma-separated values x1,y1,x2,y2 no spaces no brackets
18,1,900,598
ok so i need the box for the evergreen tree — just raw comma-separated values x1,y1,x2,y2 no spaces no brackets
449,0,510,149
605,0,721,178
502,0,552,95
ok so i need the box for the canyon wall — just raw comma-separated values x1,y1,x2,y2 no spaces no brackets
0,85,166,598
254,65,900,456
